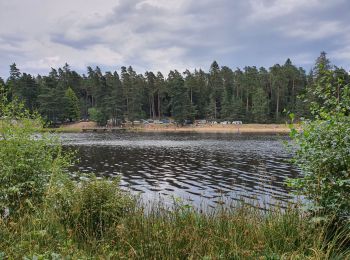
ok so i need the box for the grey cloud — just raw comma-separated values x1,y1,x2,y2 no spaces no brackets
50,33,104,49
0,34,26,47
81,0,158,30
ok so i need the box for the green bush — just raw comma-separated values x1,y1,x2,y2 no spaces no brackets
289,116,350,220
289,65,350,222
0,89,134,244
88,107,108,126
0,98,71,216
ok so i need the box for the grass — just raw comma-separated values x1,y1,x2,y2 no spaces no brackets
1,195,349,259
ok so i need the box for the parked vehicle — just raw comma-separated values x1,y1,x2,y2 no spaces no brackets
196,119,207,124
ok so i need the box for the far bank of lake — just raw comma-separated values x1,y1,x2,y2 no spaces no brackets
54,121,294,134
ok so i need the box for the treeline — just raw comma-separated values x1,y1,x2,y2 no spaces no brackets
1,52,349,125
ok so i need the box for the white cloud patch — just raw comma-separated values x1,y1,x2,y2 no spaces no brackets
248,0,319,21
23,56,62,70
282,21,346,40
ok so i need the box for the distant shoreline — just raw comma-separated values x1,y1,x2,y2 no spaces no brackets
52,122,293,134
133,124,291,134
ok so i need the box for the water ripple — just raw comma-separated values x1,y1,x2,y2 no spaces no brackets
60,132,299,208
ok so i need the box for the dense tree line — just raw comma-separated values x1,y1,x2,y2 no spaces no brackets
1,52,349,125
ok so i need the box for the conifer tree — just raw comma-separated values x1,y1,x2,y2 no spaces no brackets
64,87,80,122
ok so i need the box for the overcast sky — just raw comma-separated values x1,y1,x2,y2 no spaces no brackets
0,0,349,79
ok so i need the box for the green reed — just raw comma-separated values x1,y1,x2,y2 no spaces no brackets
1,194,349,259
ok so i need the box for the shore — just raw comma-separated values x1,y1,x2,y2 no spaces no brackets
138,123,292,134
54,122,293,134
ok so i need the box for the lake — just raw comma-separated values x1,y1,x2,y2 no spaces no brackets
60,132,299,208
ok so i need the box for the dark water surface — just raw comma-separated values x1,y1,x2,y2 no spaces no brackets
60,132,299,208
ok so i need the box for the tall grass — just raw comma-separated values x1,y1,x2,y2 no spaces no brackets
1,180,349,259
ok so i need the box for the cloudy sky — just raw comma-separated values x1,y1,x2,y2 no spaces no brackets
0,0,349,78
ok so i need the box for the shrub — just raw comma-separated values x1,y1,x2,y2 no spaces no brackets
88,107,107,126
289,116,350,221
288,65,350,222
0,97,71,217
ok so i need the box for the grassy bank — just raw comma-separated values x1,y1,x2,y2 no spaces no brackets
1,196,349,259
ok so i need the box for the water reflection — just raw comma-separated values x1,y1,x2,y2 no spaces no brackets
60,132,298,208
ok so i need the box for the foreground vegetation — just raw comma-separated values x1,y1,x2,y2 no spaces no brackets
1,197,350,259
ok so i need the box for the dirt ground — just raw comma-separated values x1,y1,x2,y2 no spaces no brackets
60,121,97,129
136,123,292,134
59,121,293,134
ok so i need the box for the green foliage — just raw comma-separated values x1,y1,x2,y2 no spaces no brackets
289,57,350,222
88,107,107,125
64,87,80,122
208,61,223,119
1,201,349,259
251,87,269,122
309,69,350,119
121,66,145,121
0,94,71,216
168,70,193,124
289,115,350,218
51,178,134,241
270,64,288,122
4,57,320,125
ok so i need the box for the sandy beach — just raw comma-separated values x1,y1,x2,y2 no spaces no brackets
138,123,291,134
58,122,293,134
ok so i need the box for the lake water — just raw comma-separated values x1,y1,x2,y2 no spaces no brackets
60,132,299,208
